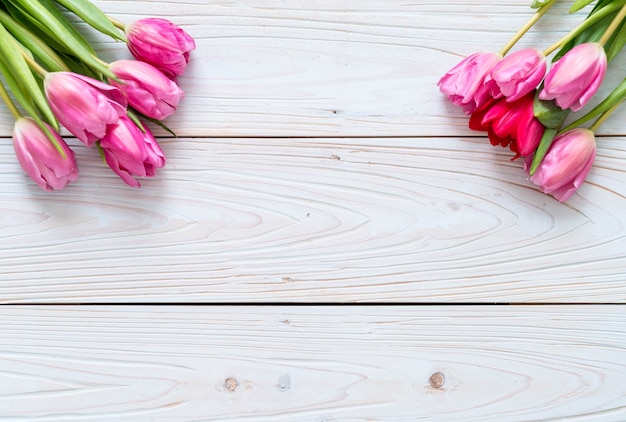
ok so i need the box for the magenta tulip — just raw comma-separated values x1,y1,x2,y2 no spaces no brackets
528,128,596,202
12,117,78,191
109,60,184,120
438,51,501,114
125,18,196,78
485,48,546,102
100,116,166,187
44,72,127,147
539,42,607,112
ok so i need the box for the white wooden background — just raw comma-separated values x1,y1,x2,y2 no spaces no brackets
1,0,626,420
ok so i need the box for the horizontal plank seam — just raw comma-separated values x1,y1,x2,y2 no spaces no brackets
1,302,625,307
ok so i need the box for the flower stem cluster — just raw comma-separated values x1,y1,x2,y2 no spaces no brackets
0,0,196,190
438,0,626,202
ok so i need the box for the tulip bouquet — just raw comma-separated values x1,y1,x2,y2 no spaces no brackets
438,0,626,202
0,0,195,191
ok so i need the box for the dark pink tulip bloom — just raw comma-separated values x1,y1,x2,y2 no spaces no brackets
126,18,196,78
539,42,607,112
485,48,546,102
109,60,184,120
470,92,544,159
528,128,596,202
100,116,166,187
438,51,502,114
44,72,127,147
12,117,78,191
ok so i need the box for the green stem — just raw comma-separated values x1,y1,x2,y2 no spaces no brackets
500,0,559,56
0,81,22,120
589,102,622,132
21,50,48,78
543,0,625,56
107,15,127,31
598,4,626,46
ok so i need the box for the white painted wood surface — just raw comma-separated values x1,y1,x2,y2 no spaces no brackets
1,1,626,420
1,306,625,421
1,0,626,302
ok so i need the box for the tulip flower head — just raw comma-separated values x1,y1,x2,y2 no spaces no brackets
100,116,166,187
438,51,502,114
528,128,596,202
485,48,546,102
12,117,78,191
539,42,607,112
109,60,184,120
469,91,544,158
126,18,196,78
44,72,128,147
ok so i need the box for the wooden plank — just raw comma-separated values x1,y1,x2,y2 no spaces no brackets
1,0,625,137
2,137,625,303
0,305,625,421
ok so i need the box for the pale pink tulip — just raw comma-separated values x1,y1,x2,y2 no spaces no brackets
485,48,546,102
109,60,184,120
44,72,127,147
539,42,606,112
100,116,166,187
12,117,78,191
126,18,196,78
528,128,596,202
438,51,501,114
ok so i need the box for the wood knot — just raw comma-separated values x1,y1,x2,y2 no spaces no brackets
429,372,445,389
224,377,238,392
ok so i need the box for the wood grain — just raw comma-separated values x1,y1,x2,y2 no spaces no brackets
2,137,625,303
0,305,625,421
1,0,625,137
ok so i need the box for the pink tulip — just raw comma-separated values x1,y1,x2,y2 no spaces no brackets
539,42,607,112
125,18,196,78
438,51,501,114
109,60,184,120
469,91,544,158
44,72,127,147
528,128,596,202
100,116,166,187
12,117,78,191
485,48,546,102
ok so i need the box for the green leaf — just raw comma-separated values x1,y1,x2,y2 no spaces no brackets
529,128,558,176
553,0,625,61
0,21,58,129
135,110,178,137
7,0,116,79
561,77,626,132
54,0,126,42
533,95,570,129
0,50,37,117
531,0,552,8
0,57,65,156
0,10,68,72
605,19,626,61
570,0,596,13
3,0,73,55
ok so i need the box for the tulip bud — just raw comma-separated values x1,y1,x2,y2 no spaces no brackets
99,116,166,187
44,72,127,146
539,42,607,112
438,51,501,114
109,60,184,120
126,18,196,78
528,128,596,202
12,117,78,191
485,48,546,102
